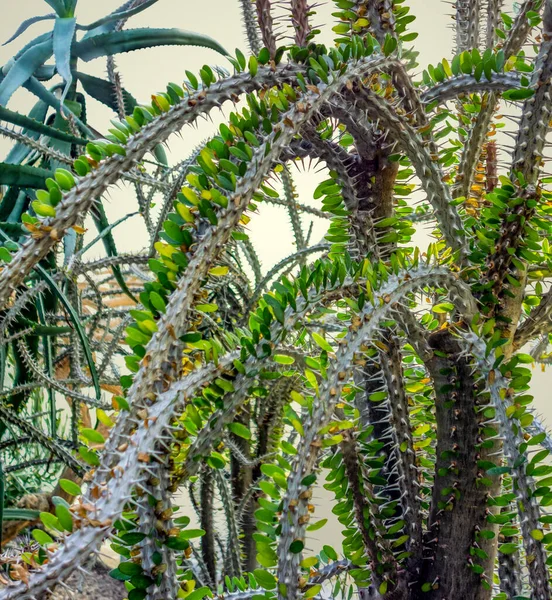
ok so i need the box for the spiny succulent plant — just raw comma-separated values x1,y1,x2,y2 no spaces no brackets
2,1,552,599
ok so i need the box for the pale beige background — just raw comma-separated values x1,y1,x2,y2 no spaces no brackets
0,0,549,553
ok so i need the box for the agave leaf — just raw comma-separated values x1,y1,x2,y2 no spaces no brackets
0,105,86,148
2,508,41,521
74,28,228,62
0,188,24,222
0,163,52,188
3,100,48,165
12,32,52,62
34,64,56,81
53,17,77,106
63,0,78,15
23,78,93,138
76,71,137,116
80,0,159,33
0,100,87,164
0,38,54,106
3,14,56,47
43,0,68,16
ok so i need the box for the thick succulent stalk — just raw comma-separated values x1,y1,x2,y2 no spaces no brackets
343,90,467,257
365,0,396,45
255,0,276,57
420,330,498,600
239,0,262,54
380,339,423,561
200,468,217,584
290,0,311,46
456,0,481,53
486,0,504,48
281,167,306,257
340,431,398,593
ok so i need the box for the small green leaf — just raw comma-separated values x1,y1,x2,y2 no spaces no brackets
81,428,105,444
311,332,333,353
227,422,251,440
32,529,54,545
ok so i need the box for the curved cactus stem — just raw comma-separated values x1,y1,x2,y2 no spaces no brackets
67,58,398,597
420,73,522,106
148,143,203,251
248,243,328,309
262,194,329,219
214,469,243,578
527,414,552,453
0,360,227,600
503,0,546,58
380,336,423,560
255,0,276,57
276,266,471,600
420,329,499,598
454,0,546,205
15,339,109,409
339,429,398,591
0,404,85,476
0,64,311,311
239,238,263,288
484,7,552,342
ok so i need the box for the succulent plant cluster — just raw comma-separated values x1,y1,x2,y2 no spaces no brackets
1,1,552,600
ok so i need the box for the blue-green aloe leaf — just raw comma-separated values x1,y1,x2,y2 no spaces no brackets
0,163,52,188
76,71,137,115
74,28,228,62
0,104,86,159
13,32,52,61
3,14,56,47
63,0,78,15
53,17,77,106
22,78,93,138
80,0,159,33
0,38,54,106
3,100,48,165
43,0,68,16
2,508,41,521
